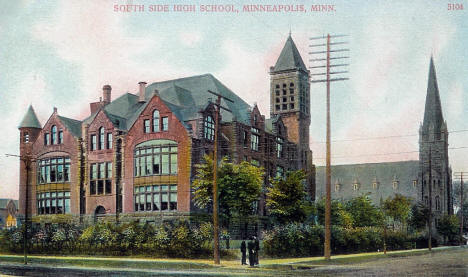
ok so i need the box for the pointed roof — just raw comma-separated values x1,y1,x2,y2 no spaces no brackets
272,35,307,72
19,105,41,129
146,74,252,124
422,57,444,132
57,116,82,137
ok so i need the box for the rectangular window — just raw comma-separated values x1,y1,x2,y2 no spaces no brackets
90,181,96,195
276,137,283,158
170,154,177,174
57,165,63,182
251,134,259,151
107,133,112,149
276,166,284,178
161,154,169,174
58,130,63,144
134,143,177,177
105,180,111,194
90,162,112,195
36,191,70,215
144,119,150,133
97,180,104,195
107,162,112,178
161,192,168,211
99,163,105,179
91,135,97,151
162,117,169,131
44,133,50,145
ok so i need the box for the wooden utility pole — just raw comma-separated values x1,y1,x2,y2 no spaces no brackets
309,34,349,260
6,153,33,264
454,172,466,246
207,90,233,265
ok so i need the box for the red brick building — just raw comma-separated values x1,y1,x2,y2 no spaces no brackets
18,36,315,221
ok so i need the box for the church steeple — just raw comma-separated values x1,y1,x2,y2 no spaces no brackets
422,56,444,133
272,35,307,73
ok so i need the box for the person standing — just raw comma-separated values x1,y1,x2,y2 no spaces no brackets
247,237,255,267
240,240,247,265
254,236,260,265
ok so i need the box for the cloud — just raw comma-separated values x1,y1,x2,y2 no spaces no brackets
179,31,202,47
31,1,196,118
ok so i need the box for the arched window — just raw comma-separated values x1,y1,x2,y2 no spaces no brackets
204,115,215,140
99,127,105,150
435,196,440,210
153,110,160,132
51,125,57,144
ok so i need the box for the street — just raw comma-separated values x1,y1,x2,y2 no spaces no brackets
0,248,466,276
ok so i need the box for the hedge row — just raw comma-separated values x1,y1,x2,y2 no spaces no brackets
0,220,216,258
262,223,437,257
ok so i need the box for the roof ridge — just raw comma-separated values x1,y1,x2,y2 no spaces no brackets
147,73,212,86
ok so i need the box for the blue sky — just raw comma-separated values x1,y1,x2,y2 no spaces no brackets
0,0,467,199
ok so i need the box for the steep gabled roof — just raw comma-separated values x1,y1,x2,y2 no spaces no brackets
57,116,82,137
146,74,252,124
19,105,41,129
422,57,445,133
272,35,307,72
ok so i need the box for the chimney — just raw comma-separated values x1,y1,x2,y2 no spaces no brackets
103,85,111,103
138,82,147,102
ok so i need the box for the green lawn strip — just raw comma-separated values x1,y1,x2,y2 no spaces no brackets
0,255,216,270
260,246,460,269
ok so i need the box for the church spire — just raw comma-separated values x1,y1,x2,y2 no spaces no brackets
272,35,307,72
422,56,444,133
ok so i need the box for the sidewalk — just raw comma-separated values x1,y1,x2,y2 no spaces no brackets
0,246,462,273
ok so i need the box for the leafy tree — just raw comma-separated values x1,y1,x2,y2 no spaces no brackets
345,195,383,227
382,194,412,231
266,170,311,224
192,155,263,234
315,198,353,227
437,214,459,244
409,202,430,231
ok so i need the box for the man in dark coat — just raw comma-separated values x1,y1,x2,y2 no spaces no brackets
247,238,255,267
254,236,260,265
240,240,247,265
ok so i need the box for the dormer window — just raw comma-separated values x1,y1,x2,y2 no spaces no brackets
372,182,379,189
392,181,399,189
413,180,417,188
335,183,341,192
204,115,215,141
51,125,57,144
353,183,359,191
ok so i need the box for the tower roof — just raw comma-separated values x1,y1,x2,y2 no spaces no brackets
422,57,444,132
272,35,307,72
19,105,41,129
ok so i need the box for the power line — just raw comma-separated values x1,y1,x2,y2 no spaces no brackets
310,129,468,144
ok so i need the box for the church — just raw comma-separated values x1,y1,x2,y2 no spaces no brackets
316,57,453,225
17,35,315,222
